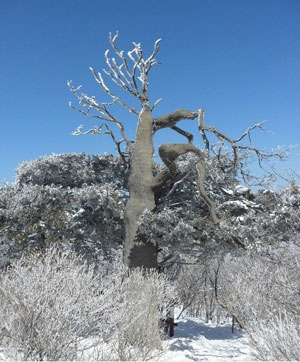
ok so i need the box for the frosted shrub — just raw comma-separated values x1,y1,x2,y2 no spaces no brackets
15,153,127,189
175,264,207,318
112,268,176,361
217,246,300,360
0,247,121,360
175,260,228,323
0,247,176,361
0,156,125,263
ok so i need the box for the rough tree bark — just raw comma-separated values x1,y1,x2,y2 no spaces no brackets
123,106,158,268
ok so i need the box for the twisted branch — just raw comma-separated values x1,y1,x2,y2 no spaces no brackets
171,126,194,144
198,109,210,150
200,118,285,172
154,108,287,186
158,143,222,224
153,109,198,131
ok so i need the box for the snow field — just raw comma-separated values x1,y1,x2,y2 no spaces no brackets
162,317,255,361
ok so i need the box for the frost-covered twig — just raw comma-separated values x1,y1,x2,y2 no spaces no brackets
68,80,132,159
72,123,131,164
106,31,161,106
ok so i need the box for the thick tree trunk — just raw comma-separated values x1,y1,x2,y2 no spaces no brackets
123,106,158,268
123,108,222,268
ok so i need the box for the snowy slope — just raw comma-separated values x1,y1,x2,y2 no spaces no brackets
162,317,256,361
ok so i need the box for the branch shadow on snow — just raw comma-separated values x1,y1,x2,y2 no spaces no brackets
173,319,244,341
167,319,251,360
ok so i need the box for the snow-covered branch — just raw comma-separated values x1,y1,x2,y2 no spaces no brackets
89,67,139,114
68,80,132,158
72,123,131,163
69,32,163,164
105,31,161,106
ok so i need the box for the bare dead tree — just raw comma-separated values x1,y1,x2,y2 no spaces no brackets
68,32,286,268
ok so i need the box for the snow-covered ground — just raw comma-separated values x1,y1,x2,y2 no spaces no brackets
0,317,256,361
162,317,256,361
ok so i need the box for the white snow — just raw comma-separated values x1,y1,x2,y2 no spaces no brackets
222,200,249,209
221,188,234,195
162,317,256,361
234,185,250,195
0,317,256,361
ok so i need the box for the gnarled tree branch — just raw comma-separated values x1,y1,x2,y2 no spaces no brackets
153,109,198,131
158,143,222,224
198,109,210,151
200,116,288,181
171,126,194,144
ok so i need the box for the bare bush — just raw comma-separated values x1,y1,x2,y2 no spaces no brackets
0,247,117,360
175,264,205,318
110,268,176,361
217,245,300,360
0,247,176,361
175,260,229,324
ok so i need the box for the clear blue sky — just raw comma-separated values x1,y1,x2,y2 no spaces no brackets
1,0,299,184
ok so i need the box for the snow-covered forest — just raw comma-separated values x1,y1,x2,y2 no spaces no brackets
0,152,299,360
1,33,300,360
